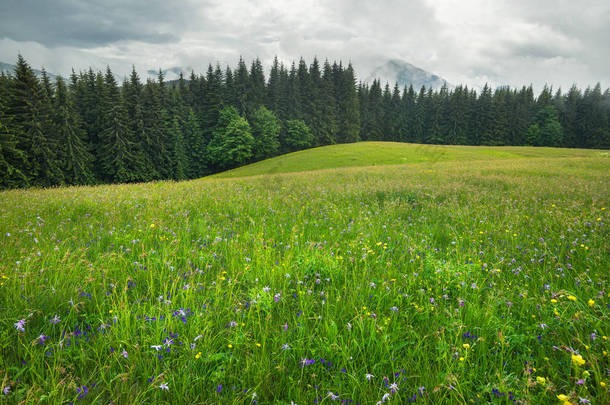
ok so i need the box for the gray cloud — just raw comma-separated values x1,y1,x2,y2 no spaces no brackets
0,0,607,90
0,0,209,47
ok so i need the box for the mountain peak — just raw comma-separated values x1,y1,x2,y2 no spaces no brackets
366,59,450,90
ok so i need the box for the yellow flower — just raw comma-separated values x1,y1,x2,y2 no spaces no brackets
557,394,569,401
551,299,558,304
463,343,470,349
536,376,546,385
571,354,585,366
150,223,155,228
567,295,577,301
601,381,606,388
195,352,201,359
588,299,595,307
227,344,233,349
255,343,261,347
459,357,464,361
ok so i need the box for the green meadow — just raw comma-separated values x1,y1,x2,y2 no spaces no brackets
0,143,608,404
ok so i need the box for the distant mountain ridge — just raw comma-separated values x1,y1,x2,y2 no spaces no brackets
365,59,450,90
0,61,59,80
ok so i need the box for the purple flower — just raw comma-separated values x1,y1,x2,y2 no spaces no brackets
274,293,281,303
159,383,169,391
50,315,61,325
14,319,26,332
579,398,591,404
263,286,270,293
328,392,339,400
76,385,88,399
217,384,222,393
390,306,398,312
38,334,48,344
121,349,128,358
3,386,10,395
281,344,290,350
576,379,585,385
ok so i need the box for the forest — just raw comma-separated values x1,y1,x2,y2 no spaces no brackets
1,55,609,189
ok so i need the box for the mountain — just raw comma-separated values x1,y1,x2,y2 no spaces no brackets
0,61,60,80
146,66,186,81
365,59,450,90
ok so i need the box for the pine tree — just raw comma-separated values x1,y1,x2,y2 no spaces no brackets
169,116,187,180
337,63,360,143
98,66,143,183
183,108,206,178
8,55,63,186
53,76,94,185
0,73,28,188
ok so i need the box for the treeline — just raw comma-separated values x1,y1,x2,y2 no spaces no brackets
1,55,609,189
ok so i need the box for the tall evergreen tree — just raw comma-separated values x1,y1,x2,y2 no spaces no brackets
53,76,94,185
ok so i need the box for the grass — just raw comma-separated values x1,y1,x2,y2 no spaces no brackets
0,143,608,404
214,141,602,178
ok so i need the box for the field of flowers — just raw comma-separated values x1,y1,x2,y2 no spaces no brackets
0,151,608,404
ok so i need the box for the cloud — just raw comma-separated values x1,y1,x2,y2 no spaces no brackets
0,0,607,90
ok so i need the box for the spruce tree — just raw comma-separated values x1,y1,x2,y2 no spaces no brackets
8,55,63,186
53,76,94,185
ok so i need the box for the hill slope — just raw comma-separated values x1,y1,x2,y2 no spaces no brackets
213,142,601,178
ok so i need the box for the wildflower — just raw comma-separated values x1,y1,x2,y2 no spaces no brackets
263,286,270,293
366,373,374,380
571,354,585,366
14,319,26,332
217,384,222,393
328,392,339,400
557,394,569,401
346,323,352,331
538,323,548,329
195,352,201,359
588,299,595,307
274,293,281,302
151,345,162,351
567,295,577,301
579,398,591,404
463,343,470,349
3,386,10,395
576,379,585,385
76,385,88,398
50,315,61,324
389,382,398,392
227,344,233,349
281,344,290,350
536,376,546,385
381,393,391,402
121,349,128,358
389,306,398,312
159,383,169,391
601,381,606,387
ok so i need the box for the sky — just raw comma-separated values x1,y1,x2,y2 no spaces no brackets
1,0,608,91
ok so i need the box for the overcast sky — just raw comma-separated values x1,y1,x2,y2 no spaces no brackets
1,0,608,91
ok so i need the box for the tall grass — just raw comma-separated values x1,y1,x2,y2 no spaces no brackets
0,152,608,404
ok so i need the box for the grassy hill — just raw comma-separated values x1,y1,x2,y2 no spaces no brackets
0,144,608,404
214,141,602,178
